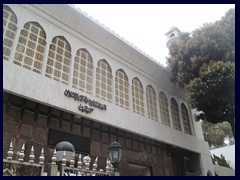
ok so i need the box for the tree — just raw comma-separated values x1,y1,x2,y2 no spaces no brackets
167,8,235,138
201,121,234,149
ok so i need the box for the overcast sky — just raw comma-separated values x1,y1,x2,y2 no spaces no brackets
73,4,235,66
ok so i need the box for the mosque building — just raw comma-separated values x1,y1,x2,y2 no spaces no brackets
3,4,214,176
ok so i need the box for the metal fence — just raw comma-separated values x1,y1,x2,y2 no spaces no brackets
3,140,113,176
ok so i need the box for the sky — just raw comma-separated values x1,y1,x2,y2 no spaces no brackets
73,4,235,67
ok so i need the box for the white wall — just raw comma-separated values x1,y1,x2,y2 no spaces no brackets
3,60,210,155
214,165,235,176
210,145,235,169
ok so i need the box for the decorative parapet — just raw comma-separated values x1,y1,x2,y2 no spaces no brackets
67,4,166,68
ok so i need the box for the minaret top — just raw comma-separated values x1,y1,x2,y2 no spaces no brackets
165,27,181,48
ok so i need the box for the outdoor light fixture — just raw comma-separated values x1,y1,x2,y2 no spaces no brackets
108,141,122,172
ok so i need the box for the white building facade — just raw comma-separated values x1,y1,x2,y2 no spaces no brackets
3,4,214,176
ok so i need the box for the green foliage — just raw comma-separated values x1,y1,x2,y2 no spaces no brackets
189,61,235,124
202,121,234,149
167,8,235,136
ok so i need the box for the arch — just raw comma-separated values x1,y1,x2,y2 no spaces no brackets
170,33,175,38
170,98,181,131
13,21,47,74
96,59,112,73
45,36,72,85
132,77,144,116
146,85,158,121
115,69,129,109
96,59,112,102
116,69,129,81
181,103,192,135
76,48,93,62
3,5,18,61
72,48,93,95
159,92,170,126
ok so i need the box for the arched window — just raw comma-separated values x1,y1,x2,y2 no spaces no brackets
96,60,112,102
181,103,192,135
146,85,158,121
170,98,181,131
13,22,46,74
159,92,170,126
170,33,175,38
3,5,18,61
115,69,129,109
72,49,93,95
132,78,144,116
45,36,71,85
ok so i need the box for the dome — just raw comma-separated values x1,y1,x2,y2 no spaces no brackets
55,141,75,152
55,141,75,162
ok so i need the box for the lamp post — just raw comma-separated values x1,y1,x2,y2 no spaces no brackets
108,141,122,176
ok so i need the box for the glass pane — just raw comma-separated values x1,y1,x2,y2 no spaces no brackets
113,151,118,161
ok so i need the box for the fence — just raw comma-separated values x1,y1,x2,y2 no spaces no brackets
3,140,113,176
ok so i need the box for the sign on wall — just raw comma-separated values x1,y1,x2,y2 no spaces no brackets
64,89,107,114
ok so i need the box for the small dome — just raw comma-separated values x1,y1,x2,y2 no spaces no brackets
55,141,75,152
83,155,91,164
55,141,75,162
